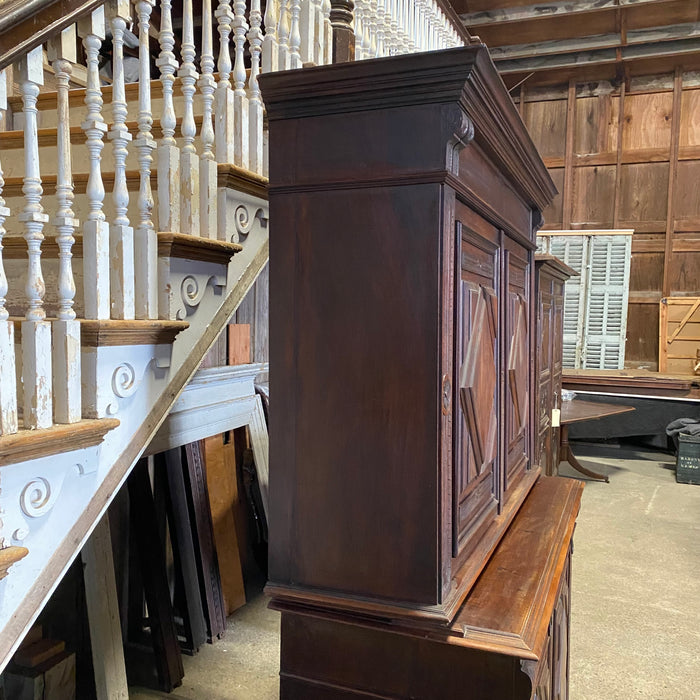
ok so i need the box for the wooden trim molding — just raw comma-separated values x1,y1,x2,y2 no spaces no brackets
10,319,189,346
2,235,84,259
0,418,119,467
217,164,269,200
0,0,103,71
79,320,189,347
0,546,29,581
4,233,241,262
259,47,556,211
157,232,242,264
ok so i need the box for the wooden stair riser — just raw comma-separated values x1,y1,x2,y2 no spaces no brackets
2,231,241,320
7,87,206,131
1,132,205,180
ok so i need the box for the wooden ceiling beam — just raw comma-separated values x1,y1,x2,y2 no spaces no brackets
461,0,684,28
497,37,700,74
489,22,700,61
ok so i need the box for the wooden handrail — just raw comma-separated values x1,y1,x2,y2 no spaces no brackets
0,0,102,71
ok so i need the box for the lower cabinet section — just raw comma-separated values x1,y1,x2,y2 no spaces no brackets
273,477,583,700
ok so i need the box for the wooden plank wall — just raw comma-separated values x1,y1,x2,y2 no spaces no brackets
520,74,700,370
200,262,270,368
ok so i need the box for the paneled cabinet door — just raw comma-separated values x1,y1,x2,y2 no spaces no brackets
453,222,500,559
538,280,554,475
504,241,531,493
553,556,572,700
551,281,566,470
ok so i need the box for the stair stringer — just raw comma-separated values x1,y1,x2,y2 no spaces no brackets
0,194,269,672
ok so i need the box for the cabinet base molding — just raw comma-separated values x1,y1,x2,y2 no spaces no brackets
274,477,583,700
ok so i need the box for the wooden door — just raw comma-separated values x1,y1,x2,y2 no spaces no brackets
537,271,554,475
453,222,500,559
552,553,572,700
534,624,553,700
551,277,566,470
504,240,531,493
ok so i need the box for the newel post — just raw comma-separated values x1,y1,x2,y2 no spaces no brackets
330,0,355,62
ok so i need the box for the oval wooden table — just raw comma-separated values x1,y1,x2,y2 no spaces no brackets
560,399,636,482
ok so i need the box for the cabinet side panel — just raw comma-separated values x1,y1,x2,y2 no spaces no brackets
269,185,442,605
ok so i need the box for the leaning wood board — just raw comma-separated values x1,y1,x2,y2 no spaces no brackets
659,297,700,373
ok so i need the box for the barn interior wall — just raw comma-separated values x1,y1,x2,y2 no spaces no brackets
518,72,700,370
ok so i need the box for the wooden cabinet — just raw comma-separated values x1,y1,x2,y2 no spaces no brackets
535,256,576,476
261,46,582,700
275,477,582,700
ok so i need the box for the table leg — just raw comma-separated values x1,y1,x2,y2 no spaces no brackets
560,425,609,483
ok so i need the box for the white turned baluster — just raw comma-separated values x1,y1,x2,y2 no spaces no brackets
262,0,280,72
215,0,235,167
0,71,18,435
16,47,52,429
157,0,180,234
375,0,386,56
108,0,135,319
48,27,81,424
404,0,415,52
354,1,364,60
321,0,332,63
232,0,249,168
299,0,315,63
289,0,301,67
135,0,157,318
263,2,280,72
388,0,399,54
278,0,291,70
248,0,264,174
78,8,110,322
199,0,218,237
180,0,200,235
361,0,375,58
361,0,372,59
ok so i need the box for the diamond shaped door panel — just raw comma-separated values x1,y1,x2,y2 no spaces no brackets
453,229,500,558
505,247,531,492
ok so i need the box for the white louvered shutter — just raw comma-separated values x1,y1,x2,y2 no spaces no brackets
581,235,631,369
544,235,588,368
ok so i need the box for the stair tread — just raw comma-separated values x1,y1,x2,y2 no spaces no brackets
2,231,243,262
8,318,189,346
0,417,120,467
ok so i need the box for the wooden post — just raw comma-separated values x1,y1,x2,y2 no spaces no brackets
562,79,576,229
180,0,200,236
248,0,265,174
17,46,52,429
232,0,250,167
48,26,82,424
82,515,129,700
330,0,355,63
157,0,181,234
199,0,218,237
79,9,110,322
134,0,157,319
0,69,18,435
262,0,280,73
662,67,682,298
108,0,136,319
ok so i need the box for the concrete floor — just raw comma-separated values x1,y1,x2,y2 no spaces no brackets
131,447,700,699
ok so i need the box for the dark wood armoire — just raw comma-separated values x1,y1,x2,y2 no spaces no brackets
535,255,577,476
261,47,584,700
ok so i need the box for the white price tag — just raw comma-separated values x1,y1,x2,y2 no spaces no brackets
552,408,561,428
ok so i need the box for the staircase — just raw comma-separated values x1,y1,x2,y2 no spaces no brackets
0,0,467,675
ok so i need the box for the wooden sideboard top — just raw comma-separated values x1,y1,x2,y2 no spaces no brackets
448,476,583,661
